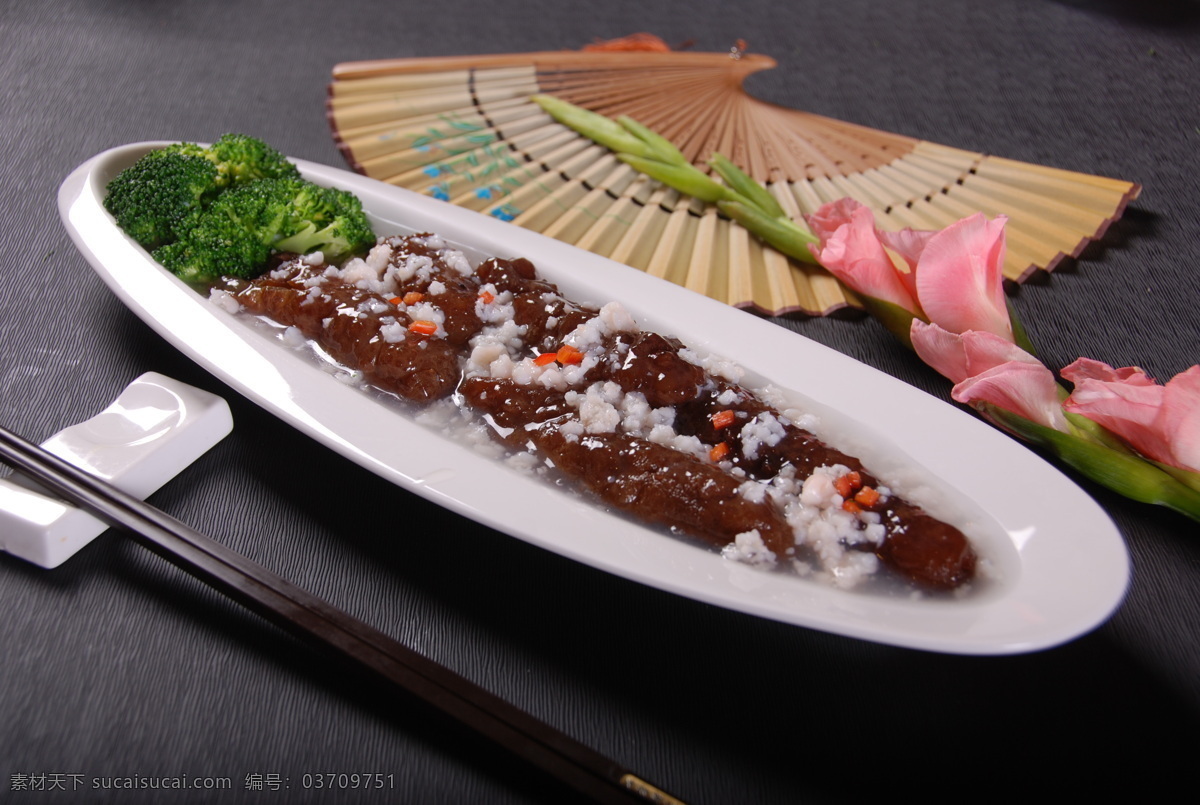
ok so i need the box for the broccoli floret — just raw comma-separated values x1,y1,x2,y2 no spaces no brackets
116,133,298,195
273,181,375,259
206,133,301,186
152,141,212,161
153,227,273,285
102,152,221,250
154,177,375,283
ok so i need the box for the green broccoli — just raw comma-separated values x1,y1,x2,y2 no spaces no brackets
205,133,301,186
272,179,375,259
103,133,300,249
148,134,300,188
153,177,375,283
102,151,221,250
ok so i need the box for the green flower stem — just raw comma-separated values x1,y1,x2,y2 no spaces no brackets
980,402,1200,522
531,94,658,160
533,94,819,264
615,115,688,166
709,153,787,220
857,294,920,348
716,199,820,264
617,154,736,205
1155,462,1200,495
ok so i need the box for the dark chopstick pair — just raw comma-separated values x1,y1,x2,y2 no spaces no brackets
0,424,683,805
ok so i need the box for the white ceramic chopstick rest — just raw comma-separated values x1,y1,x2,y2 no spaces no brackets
0,372,233,568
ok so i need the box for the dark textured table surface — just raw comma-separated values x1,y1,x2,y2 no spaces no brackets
2,1,1198,802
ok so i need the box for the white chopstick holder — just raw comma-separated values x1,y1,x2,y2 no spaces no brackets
0,373,232,568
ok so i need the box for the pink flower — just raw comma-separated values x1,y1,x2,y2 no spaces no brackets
806,199,921,314
1063,359,1200,472
914,213,1012,340
952,361,1070,432
911,320,1066,431
807,201,1012,340
911,321,1040,384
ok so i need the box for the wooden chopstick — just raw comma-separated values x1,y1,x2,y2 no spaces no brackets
0,424,684,805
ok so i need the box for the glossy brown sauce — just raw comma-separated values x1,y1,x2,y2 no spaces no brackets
223,235,977,591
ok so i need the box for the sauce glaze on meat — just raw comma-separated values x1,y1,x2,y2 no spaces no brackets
216,234,978,592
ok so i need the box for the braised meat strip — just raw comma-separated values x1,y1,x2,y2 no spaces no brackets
221,234,978,591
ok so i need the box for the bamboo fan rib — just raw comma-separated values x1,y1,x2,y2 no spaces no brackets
328,50,1140,317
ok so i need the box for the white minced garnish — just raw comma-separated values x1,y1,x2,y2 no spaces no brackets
679,347,744,384
440,248,473,276
573,382,622,434
721,530,776,566
406,302,446,337
474,284,515,324
716,387,740,406
300,251,325,266
379,320,407,343
597,301,638,334
465,318,528,375
281,326,308,348
427,280,446,295
358,297,391,316
504,451,541,472
208,288,240,314
339,254,387,290
737,479,770,505
389,253,432,284
739,412,786,461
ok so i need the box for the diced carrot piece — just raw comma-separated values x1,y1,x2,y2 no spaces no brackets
834,471,862,498
556,344,583,365
709,442,730,461
403,291,424,305
854,486,881,507
534,352,558,366
710,409,736,430
408,320,437,336
479,290,495,304
842,500,862,514
388,296,403,306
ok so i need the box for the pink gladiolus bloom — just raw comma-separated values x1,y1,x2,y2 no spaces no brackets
809,201,1015,341
879,227,935,274
914,213,1013,341
807,199,920,314
911,321,1041,385
806,197,862,243
1063,359,1200,472
952,361,1069,432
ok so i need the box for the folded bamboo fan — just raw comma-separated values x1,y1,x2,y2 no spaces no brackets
327,46,1140,317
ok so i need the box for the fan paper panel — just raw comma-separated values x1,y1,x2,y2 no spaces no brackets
328,50,1140,317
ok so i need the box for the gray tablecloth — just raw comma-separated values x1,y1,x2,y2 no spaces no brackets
3,1,1198,802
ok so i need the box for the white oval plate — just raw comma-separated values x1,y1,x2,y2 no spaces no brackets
58,143,1129,655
